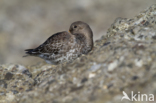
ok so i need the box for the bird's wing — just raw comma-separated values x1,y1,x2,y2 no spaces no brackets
25,31,72,56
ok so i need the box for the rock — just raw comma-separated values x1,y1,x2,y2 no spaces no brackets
0,4,156,103
0,64,34,101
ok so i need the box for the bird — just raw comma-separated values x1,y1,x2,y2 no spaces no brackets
24,21,93,64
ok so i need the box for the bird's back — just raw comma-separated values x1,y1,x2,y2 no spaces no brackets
25,31,83,64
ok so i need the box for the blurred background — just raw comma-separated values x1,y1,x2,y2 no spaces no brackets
0,0,155,65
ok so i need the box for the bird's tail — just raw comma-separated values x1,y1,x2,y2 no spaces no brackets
23,49,39,57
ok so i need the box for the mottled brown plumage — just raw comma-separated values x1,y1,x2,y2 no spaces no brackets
24,21,93,64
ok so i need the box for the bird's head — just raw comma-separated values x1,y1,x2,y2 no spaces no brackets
69,21,93,38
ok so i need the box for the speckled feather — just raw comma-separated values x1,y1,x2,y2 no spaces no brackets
25,21,93,64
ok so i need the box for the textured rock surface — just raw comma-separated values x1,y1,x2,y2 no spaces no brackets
0,4,156,103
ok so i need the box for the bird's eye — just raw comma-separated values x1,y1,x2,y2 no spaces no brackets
74,26,77,28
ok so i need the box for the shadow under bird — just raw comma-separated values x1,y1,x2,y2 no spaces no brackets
24,21,93,64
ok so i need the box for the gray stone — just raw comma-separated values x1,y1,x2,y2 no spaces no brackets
0,4,156,103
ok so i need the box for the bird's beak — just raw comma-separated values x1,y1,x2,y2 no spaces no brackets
69,28,73,33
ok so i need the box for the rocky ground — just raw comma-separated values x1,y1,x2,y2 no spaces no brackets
0,4,156,103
